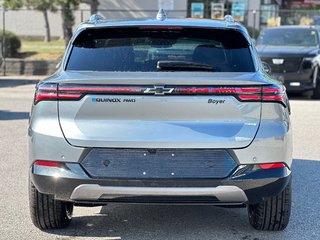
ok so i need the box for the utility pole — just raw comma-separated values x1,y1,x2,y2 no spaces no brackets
253,10,256,39
2,6,6,76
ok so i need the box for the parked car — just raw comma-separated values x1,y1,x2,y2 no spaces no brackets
28,13,292,231
256,25,320,98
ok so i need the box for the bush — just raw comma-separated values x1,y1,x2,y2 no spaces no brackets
0,30,21,57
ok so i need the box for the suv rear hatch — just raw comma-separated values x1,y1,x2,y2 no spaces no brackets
57,26,265,149
56,72,266,149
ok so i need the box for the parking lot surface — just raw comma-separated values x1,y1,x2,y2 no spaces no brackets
0,79,319,240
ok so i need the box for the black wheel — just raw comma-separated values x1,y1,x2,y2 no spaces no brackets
313,83,320,99
247,179,291,231
29,181,74,230
312,67,320,99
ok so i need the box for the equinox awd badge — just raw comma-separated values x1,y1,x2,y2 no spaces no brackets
92,98,136,103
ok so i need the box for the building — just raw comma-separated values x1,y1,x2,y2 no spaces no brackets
98,0,188,19
0,0,319,39
97,0,260,29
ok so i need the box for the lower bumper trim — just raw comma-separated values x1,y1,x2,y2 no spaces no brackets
70,185,248,203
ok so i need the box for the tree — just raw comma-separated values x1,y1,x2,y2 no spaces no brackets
26,0,59,42
3,0,58,42
81,0,99,15
58,0,80,46
4,0,88,45
58,0,99,45
2,0,24,9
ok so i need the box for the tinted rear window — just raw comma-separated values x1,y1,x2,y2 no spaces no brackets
66,27,254,72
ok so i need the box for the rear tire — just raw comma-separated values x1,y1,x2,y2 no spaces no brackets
313,82,320,99
312,68,320,99
29,181,74,230
247,179,291,231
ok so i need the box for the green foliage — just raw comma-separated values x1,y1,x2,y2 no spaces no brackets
3,0,24,9
25,0,58,12
58,0,81,43
0,30,21,57
81,0,99,14
57,0,80,10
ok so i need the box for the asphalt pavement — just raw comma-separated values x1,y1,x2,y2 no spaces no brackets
0,78,319,240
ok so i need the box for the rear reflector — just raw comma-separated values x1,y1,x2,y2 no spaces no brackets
34,160,60,167
259,163,286,169
34,83,287,107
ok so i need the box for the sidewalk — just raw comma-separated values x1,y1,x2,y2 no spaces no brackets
0,75,45,88
0,75,46,80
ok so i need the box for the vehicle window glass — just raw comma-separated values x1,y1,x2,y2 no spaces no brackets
67,27,254,72
256,28,319,47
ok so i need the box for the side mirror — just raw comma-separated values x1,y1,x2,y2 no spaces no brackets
262,62,271,74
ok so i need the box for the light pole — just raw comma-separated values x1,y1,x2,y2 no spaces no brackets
253,10,256,40
2,6,6,76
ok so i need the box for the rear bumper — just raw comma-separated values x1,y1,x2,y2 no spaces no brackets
70,185,248,204
30,163,291,205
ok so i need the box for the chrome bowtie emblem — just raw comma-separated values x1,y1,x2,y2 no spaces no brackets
272,59,284,65
144,86,174,95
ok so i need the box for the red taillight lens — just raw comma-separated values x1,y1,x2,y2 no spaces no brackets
58,85,145,95
34,160,60,167
34,83,287,107
174,86,262,99
34,83,85,104
259,163,286,169
34,83,58,104
262,86,287,107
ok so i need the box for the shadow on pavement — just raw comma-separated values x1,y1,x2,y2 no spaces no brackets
46,159,320,240
0,110,29,120
287,92,320,101
0,79,39,88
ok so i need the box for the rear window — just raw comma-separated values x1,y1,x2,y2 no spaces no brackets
66,27,255,72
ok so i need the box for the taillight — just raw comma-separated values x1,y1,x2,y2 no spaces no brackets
259,163,286,169
58,85,145,96
34,83,287,107
174,85,287,107
262,86,287,107
34,160,60,167
34,82,58,104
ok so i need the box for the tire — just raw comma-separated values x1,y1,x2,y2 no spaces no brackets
29,181,74,230
247,179,291,231
312,67,320,99
313,82,320,99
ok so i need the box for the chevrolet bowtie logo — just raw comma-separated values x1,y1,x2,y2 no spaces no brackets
144,86,175,95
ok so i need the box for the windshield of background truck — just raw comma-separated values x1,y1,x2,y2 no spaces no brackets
257,28,318,47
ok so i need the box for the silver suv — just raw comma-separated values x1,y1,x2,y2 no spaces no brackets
28,14,292,231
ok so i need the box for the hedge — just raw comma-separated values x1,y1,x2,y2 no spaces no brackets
0,30,21,57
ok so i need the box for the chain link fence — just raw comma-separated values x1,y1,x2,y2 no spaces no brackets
0,7,320,76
